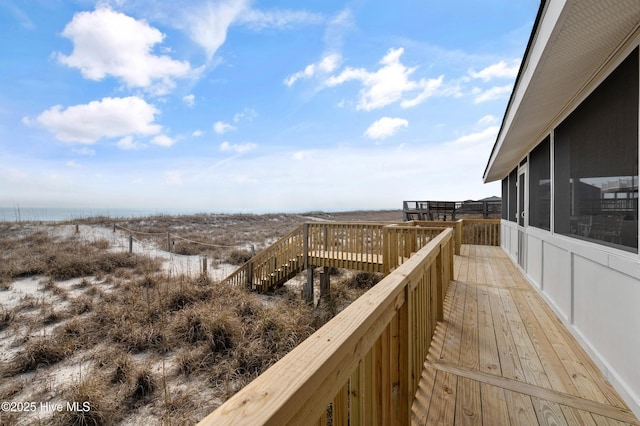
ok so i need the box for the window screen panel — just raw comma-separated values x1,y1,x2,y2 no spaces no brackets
554,48,638,252
508,168,517,222
502,177,509,220
529,136,551,230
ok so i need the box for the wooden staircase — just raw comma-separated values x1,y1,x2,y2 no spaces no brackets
221,222,452,292
221,224,306,291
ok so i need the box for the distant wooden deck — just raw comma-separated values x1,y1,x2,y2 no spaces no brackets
412,245,639,425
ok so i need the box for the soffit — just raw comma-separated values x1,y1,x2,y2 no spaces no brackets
484,0,640,182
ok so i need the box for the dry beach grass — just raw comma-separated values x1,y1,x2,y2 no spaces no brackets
0,210,399,425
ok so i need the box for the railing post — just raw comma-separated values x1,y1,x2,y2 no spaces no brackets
397,285,411,424
303,224,313,304
303,223,309,270
455,220,463,254
323,224,328,252
382,226,391,274
320,266,330,297
436,244,444,322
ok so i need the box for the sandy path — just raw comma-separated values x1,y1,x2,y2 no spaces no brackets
57,224,238,280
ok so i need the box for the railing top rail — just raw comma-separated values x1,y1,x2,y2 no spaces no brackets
221,224,305,283
461,218,501,224
305,221,396,226
199,228,454,425
383,224,449,230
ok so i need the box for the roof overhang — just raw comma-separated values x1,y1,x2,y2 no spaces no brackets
484,0,640,183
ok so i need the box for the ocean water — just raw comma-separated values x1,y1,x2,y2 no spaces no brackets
0,207,206,222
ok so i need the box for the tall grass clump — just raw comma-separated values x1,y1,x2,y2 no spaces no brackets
51,377,116,426
2,337,74,377
0,231,161,282
0,215,390,424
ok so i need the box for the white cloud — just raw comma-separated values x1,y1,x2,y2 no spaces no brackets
478,115,498,125
237,9,323,30
292,151,308,161
233,108,257,123
35,96,162,144
325,48,443,110
448,126,499,145
183,94,195,107
180,0,249,60
220,141,257,154
469,60,520,81
473,85,512,103
324,9,352,52
56,7,193,94
214,121,236,134
364,117,409,140
165,170,183,186
192,130,203,137
65,160,81,168
152,134,175,147
3,3,35,30
285,53,342,87
400,75,444,108
283,8,351,89
116,136,145,150
72,147,95,156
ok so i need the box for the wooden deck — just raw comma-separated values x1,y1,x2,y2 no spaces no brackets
412,245,639,426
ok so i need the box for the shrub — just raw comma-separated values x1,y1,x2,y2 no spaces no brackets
0,307,14,331
52,377,116,426
342,271,383,289
225,249,252,265
130,365,156,406
3,337,72,376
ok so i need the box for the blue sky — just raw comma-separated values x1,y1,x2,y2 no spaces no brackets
0,0,538,213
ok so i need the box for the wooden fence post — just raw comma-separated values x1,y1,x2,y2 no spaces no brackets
303,224,313,304
246,262,253,289
397,287,410,424
382,226,390,274
436,245,444,321
202,255,208,274
129,235,133,253
167,232,171,252
320,266,330,297
304,267,314,304
455,220,463,255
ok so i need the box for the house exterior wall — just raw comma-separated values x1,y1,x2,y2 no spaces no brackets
500,43,640,416
502,220,640,413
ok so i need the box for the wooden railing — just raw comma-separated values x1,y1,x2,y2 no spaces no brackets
306,222,387,273
460,219,500,246
407,220,463,254
198,228,454,425
407,219,501,253
222,222,449,291
402,199,501,220
381,225,447,272
221,226,305,290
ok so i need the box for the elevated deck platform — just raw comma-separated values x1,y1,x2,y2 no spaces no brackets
412,245,639,425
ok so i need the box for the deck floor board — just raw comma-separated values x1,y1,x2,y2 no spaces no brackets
411,245,639,425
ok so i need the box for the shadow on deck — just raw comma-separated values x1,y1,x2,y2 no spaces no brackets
412,245,639,425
